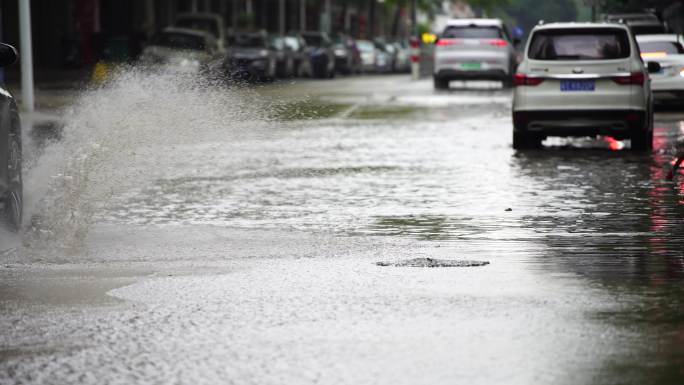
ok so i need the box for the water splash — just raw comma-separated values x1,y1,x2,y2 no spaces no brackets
15,68,266,258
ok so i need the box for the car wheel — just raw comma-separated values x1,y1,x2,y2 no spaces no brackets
287,58,294,77
433,76,449,90
3,133,22,230
631,130,650,151
631,111,653,151
513,131,542,150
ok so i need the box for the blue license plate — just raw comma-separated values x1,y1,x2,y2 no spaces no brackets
560,79,595,92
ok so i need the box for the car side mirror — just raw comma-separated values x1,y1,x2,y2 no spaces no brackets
647,61,661,74
0,43,18,67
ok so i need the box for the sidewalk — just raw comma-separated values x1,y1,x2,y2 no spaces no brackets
4,68,88,131
5,67,88,112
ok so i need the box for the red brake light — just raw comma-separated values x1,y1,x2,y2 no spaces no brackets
487,39,508,47
612,72,645,86
436,39,461,47
513,73,545,86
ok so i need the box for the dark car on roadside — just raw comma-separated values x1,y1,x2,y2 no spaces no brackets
270,35,295,78
224,31,276,82
301,31,335,78
332,34,361,74
284,34,312,77
139,27,220,75
0,44,21,229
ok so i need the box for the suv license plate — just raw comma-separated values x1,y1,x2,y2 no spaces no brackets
461,62,481,70
560,79,595,92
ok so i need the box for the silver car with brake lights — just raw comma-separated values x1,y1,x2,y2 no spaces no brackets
433,18,518,90
512,22,659,150
636,34,684,105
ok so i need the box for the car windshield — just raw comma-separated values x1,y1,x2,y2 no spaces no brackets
284,37,301,50
303,34,326,47
356,41,374,51
271,37,284,50
639,40,684,55
175,18,219,38
332,35,347,44
528,28,630,60
153,32,206,51
230,35,266,48
442,26,502,39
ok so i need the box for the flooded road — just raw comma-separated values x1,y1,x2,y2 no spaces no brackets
1,74,684,384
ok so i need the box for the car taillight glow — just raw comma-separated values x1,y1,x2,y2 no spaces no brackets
612,72,645,85
436,39,461,47
486,39,508,47
641,51,667,59
513,73,545,86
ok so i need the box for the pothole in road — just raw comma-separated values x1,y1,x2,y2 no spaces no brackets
376,258,489,268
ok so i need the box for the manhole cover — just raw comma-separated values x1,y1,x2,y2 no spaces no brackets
376,258,489,268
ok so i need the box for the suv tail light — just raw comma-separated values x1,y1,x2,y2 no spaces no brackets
486,39,508,47
436,39,461,47
612,72,645,85
513,73,545,86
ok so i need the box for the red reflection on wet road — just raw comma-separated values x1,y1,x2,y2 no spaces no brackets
603,136,624,151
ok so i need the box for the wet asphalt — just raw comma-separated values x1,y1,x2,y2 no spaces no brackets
1,74,684,384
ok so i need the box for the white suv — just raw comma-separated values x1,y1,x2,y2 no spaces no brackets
512,22,658,150
433,19,518,89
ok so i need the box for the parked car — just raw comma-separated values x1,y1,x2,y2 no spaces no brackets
374,40,397,72
284,34,312,77
392,41,411,73
175,13,227,53
139,27,220,75
603,13,667,35
512,22,659,150
332,34,361,74
356,40,377,73
636,34,684,105
433,18,519,89
374,42,393,73
224,31,277,82
301,31,335,78
0,43,21,229
271,35,295,78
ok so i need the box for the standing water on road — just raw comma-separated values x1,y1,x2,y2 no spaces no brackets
1,73,684,385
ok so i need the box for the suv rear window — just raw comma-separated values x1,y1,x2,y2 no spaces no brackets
442,26,502,39
528,28,630,60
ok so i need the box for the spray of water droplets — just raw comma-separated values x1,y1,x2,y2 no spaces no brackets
7,67,271,259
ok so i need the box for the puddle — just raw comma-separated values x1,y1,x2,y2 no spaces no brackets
376,257,490,267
